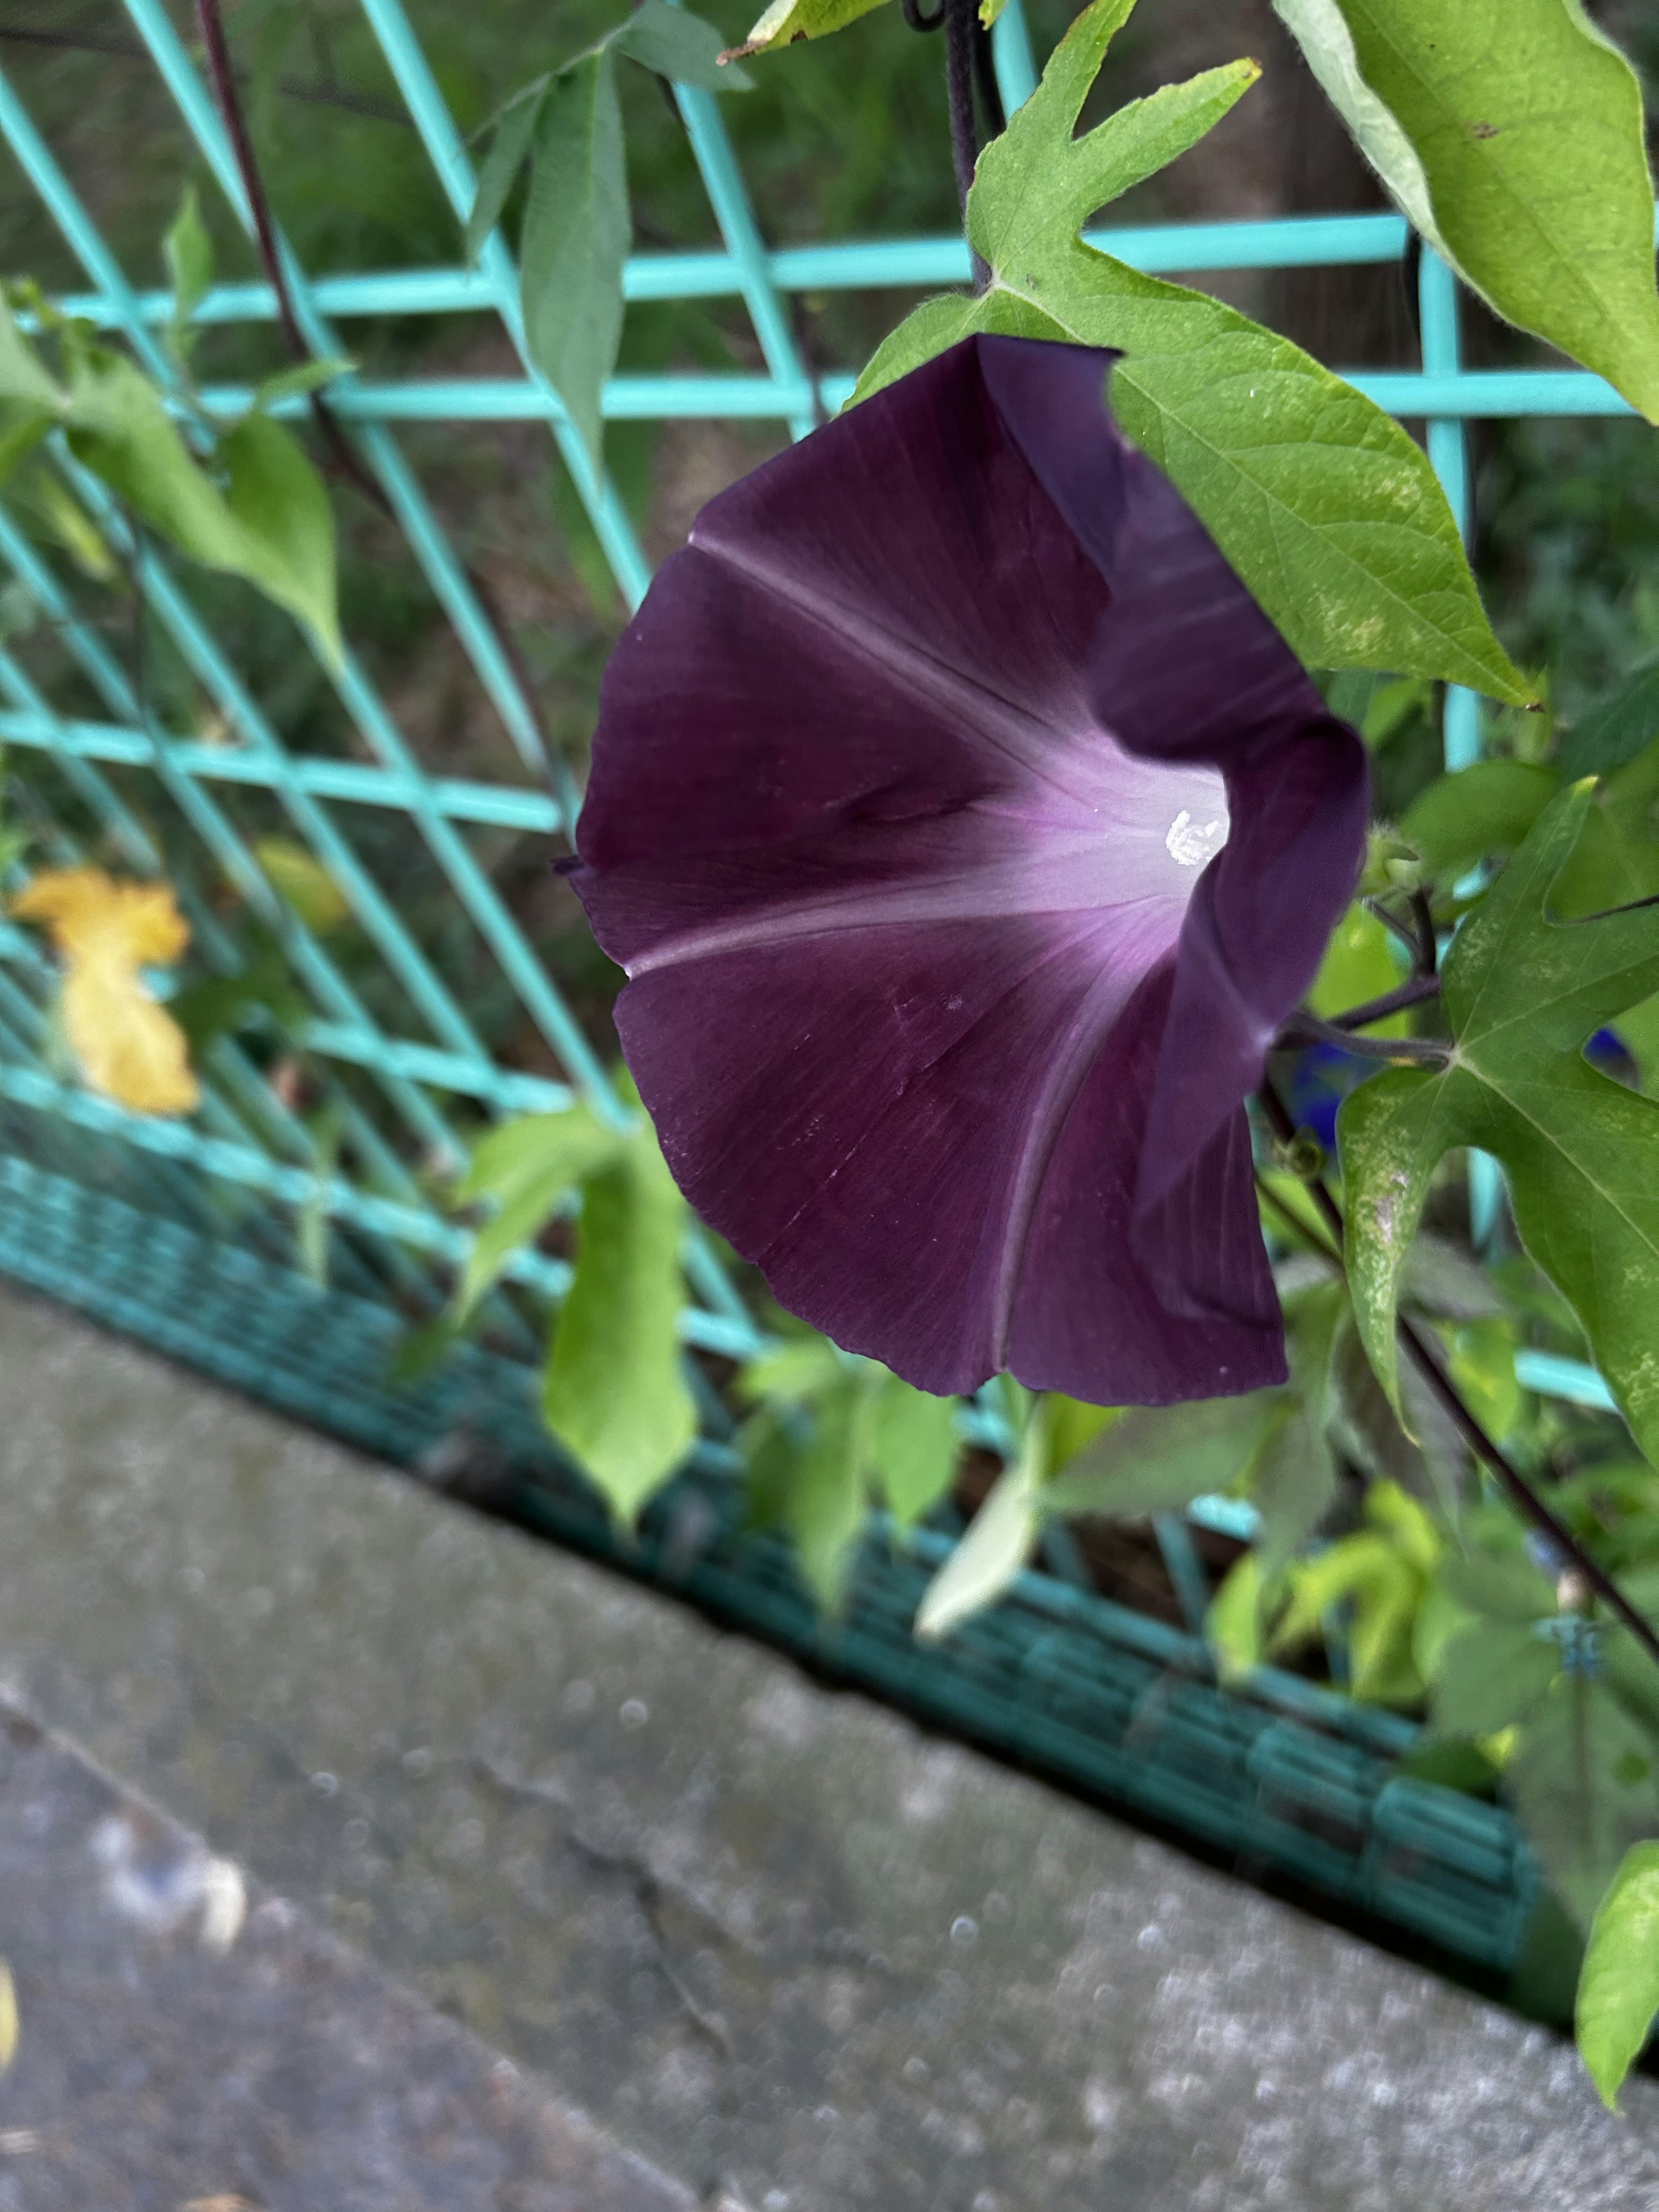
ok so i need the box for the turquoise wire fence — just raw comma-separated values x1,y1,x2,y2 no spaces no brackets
0,0,1648,1980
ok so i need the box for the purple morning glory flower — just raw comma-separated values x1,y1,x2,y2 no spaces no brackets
569,337,1367,1405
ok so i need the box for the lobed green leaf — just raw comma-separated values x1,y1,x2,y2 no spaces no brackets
849,0,1533,702
1341,782,1659,1463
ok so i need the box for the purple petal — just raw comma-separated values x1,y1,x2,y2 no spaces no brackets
572,335,1367,1402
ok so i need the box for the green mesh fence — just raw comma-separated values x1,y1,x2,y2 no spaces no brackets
0,0,1640,1984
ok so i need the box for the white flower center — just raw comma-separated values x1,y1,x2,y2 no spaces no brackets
1165,807,1228,869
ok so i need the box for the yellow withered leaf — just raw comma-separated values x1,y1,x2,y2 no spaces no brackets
0,1958,16,2073
12,866,200,1116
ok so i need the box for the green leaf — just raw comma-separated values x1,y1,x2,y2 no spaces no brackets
1274,1524,1426,1702
1042,1389,1291,1519
163,186,214,351
251,835,349,933
543,1109,696,1519
1558,663,1659,784
867,1371,959,1526
1252,1408,1339,1583
1552,728,1659,916
780,1373,869,1605
1329,1311,1463,1501
453,1106,621,1320
737,1332,846,1406
614,1,754,92
62,353,343,664
729,0,890,59
914,1444,1039,1642
1310,901,1408,1033
0,296,64,412
0,406,50,494
850,0,1533,705
218,413,343,666
1252,1284,1345,1579
1272,0,1659,424
1430,1621,1559,1736
251,357,356,413
520,52,630,467
1340,783,1659,1462
464,79,547,266
1360,674,1433,750
1509,1674,1659,1928
1577,1840,1659,2110
1047,1394,1122,1474
1445,1314,1522,1442
1400,760,1559,886
1437,1547,1556,1623
1206,1551,1264,1682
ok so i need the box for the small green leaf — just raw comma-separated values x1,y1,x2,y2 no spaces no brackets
730,0,890,59
1340,782,1659,1462
218,413,343,665
1400,760,1558,886
543,1110,696,1519
1430,1621,1559,1736
464,79,548,266
781,1373,869,1605
914,1450,1039,1642
1274,0,1659,423
1310,901,1408,1033
520,53,629,469
251,836,350,934
1558,663,1659,783
1207,1551,1264,1682
251,357,355,413
867,1372,959,1526
1577,1840,1659,2110
62,352,343,664
1042,1389,1290,1519
614,1,754,92
454,1106,621,1321
163,186,214,350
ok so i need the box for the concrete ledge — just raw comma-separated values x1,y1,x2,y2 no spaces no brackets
0,1702,694,2211
0,1281,1655,2209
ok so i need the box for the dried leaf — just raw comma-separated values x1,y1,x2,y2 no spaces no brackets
0,1959,16,2074
12,866,199,1116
